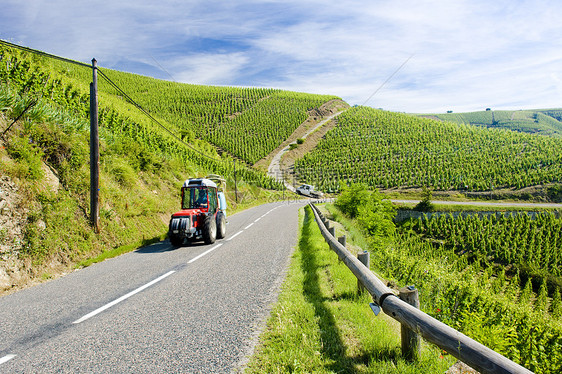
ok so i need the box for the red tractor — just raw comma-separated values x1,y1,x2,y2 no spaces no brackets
168,175,227,246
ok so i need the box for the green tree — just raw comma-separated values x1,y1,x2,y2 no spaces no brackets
414,186,435,212
334,183,370,218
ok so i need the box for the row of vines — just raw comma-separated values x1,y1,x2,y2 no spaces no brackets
93,67,337,165
0,43,312,189
393,213,562,373
295,106,562,192
384,230,562,373
406,212,562,278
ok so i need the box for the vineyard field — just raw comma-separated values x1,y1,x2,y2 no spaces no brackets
0,43,337,166
294,106,562,192
329,191,562,373
394,212,562,373
406,212,562,278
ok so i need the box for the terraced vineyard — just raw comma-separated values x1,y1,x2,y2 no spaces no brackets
96,69,337,164
294,106,562,192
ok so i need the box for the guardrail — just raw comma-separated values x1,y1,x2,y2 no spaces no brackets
308,203,533,374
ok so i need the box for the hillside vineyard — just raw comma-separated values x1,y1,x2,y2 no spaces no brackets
0,43,337,189
294,106,562,192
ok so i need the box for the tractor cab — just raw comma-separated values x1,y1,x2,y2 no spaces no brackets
181,179,217,212
168,175,227,247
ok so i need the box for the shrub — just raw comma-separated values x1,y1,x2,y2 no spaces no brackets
6,135,44,180
110,160,137,188
334,183,370,218
414,186,435,212
335,183,396,241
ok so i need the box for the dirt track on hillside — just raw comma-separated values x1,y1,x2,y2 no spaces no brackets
264,99,349,190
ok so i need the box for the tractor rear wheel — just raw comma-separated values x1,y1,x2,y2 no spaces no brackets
203,215,217,244
216,212,226,239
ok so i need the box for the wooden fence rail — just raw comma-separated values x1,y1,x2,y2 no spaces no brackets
308,203,533,374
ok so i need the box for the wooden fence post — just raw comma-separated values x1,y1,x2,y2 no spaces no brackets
338,235,346,247
357,251,370,294
399,286,421,361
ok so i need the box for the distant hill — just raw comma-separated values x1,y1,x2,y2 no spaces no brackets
417,108,562,137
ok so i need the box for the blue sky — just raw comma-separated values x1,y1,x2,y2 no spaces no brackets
2,0,562,113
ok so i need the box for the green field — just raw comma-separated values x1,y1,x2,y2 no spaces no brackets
419,108,562,137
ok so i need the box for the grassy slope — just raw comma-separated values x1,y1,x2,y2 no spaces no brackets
245,206,454,373
419,108,562,137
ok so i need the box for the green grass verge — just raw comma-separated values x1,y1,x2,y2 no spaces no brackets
76,233,167,268
245,205,454,373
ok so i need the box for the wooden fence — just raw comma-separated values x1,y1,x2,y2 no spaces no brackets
309,203,533,374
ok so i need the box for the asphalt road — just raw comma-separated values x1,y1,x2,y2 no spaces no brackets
0,201,306,373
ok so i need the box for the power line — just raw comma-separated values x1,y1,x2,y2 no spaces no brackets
96,69,222,161
0,39,90,69
150,54,177,82
362,54,414,107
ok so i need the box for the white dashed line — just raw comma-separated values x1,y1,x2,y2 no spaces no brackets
0,355,16,365
227,230,243,241
188,243,223,264
73,270,176,324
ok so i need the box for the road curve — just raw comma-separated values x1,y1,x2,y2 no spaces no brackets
0,201,306,373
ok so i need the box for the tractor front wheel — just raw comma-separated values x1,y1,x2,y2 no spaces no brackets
169,233,183,247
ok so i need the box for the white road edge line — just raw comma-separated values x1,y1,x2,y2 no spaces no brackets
187,243,223,264
254,218,261,223
227,230,243,241
244,222,254,230
73,270,176,324
0,355,16,365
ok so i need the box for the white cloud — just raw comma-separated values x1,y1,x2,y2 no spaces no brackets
2,0,562,112
172,53,250,85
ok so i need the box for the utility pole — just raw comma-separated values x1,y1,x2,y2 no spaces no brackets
234,159,238,203
282,169,285,201
90,58,100,233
